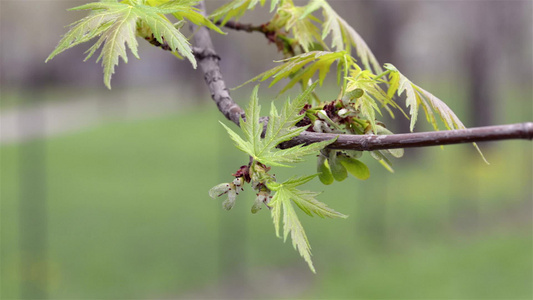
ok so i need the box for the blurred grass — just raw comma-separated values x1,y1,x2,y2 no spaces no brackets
1,104,531,299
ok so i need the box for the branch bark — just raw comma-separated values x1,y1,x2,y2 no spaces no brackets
191,1,532,151
281,123,533,150
190,1,244,126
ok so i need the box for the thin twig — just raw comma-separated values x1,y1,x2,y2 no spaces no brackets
189,1,532,151
215,20,264,33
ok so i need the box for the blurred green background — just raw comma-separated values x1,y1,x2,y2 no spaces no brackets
1,0,532,299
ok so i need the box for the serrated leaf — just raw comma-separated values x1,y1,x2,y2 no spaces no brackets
303,0,381,73
263,138,334,167
47,1,198,89
384,63,469,133
301,0,323,18
220,122,252,154
267,176,346,273
238,51,355,95
210,0,268,25
270,0,281,12
263,82,315,152
272,1,323,52
280,192,314,272
282,178,347,219
384,63,489,167
156,0,225,34
224,84,336,166
345,68,404,132
241,85,264,155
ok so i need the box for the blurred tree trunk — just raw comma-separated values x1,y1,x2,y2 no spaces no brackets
365,0,411,135
464,4,498,129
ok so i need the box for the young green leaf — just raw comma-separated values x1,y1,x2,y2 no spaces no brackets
154,0,225,34
267,175,346,272
384,63,488,163
328,151,347,181
46,1,199,89
238,51,355,94
345,68,405,132
317,154,334,185
370,150,395,173
221,84,336,167
271,1,323,52
384,63,463,132
337,155,370,180
301,0,382,74
210,0,268,25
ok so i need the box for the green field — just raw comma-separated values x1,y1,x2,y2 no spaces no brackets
1,106,531,299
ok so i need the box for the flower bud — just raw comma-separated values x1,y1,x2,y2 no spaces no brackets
208,183,231,199
338,108,349,118
232,177,244,194
222,189,237,210
317,110,329,121
351,88,364,99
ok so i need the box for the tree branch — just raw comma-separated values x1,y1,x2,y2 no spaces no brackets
280,123,533,150
215,20,265,33
190,2,244,126
190,1,532,152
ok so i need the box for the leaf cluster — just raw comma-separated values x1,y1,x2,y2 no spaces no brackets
217,84,346,272
240,51,354,95
211,0,380,72
46,0,222,89
384,63,487,162
211,0,281,25
222,83,334,167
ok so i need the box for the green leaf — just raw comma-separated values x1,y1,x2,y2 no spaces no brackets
317,154,334,185
345,68,404,132
239,51,355,95
283,176,347,219
267,176,346,273
384,62,489,163
156,0,225,34
220,122,252,154
328,150,347,181
210,0,269,25
337,155,370,180
134,4,196,65
370,150,394,173
224,84,336,166
272,1,323,52
301,0,323,17
384,63,467,132
302,0,382,73
47,1,197,89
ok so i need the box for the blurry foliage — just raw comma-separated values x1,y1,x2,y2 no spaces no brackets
1,104,531,298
